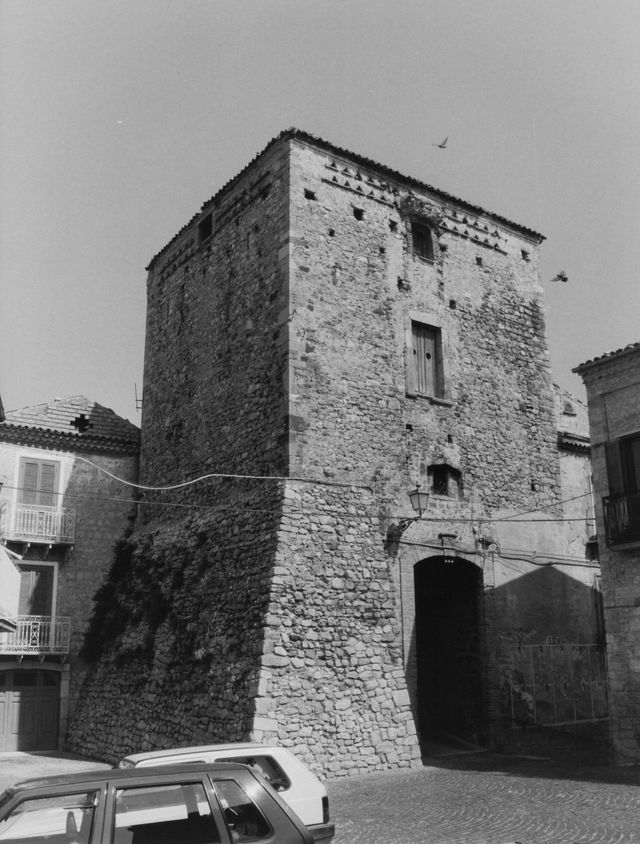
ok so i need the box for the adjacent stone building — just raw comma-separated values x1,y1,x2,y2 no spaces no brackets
69,130,604,773
575,343,640,764
0,396,139,750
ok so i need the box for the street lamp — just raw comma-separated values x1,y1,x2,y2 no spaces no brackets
385,484,430,553
408,484,430,519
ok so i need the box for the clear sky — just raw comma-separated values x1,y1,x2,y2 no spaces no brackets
1,0,639,424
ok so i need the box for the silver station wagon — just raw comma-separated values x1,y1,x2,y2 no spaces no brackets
0,761,314,844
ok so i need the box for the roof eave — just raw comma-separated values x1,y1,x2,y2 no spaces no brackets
146,127,545,271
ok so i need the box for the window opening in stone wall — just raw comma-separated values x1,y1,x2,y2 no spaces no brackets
198,212,213,244
389,220,398,232
409,321,444,398
411,221,434,261
304,189,316,200
353,207,364,221
431,465,449,495
428,464,462,498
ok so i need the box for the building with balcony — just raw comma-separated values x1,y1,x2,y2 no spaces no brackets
0,396,139,751
575,343,640,764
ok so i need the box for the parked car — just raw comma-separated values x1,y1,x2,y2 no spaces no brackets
0,761,313,844
117,743,334,844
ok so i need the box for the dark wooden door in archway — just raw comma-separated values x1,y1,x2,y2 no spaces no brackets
414,556,484,745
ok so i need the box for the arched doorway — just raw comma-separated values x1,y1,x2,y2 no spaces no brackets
414,555,484,747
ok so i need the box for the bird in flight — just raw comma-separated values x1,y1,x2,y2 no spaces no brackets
551,271,568,283
433,136,448,149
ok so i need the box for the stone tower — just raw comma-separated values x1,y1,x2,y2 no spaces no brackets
69,130,604,772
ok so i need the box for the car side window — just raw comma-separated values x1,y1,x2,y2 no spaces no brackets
214,780,271,842
225,756,291,792
0,790,97,844
113,782,220,844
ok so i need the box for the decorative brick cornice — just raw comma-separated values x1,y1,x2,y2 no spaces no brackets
557,431,591,454
146,127,545,271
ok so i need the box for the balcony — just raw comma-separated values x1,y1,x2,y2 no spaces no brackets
603,492,640,546
0,615,71,655
1,502,75,545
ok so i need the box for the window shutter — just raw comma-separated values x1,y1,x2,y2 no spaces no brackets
620,436,640,493
18,566,53,615
18,459,58,506
414,324,436,395
605,442,623,495
20,461,40,505
38,462,57,507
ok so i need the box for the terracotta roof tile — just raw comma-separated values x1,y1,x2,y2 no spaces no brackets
2,396,139,442
573,342,640,373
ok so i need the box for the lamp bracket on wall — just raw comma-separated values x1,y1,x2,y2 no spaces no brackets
384,484,431,555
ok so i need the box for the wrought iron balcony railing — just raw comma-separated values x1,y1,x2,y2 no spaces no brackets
0,615,71,655
603,492,640,546
1,502,75,544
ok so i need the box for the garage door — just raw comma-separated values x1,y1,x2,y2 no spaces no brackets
0,669,59,751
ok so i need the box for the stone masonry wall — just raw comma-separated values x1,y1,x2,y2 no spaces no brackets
58,450,138,715
285,139,558,509
257,137,598,763
69,141,293,761
253,481,421,775
578,348,640,764
140,141,291,487
67,481,281,762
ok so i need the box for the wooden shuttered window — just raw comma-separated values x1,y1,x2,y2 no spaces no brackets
18,564,54,615
605,442,623,495
605,436,640,495
410,321,444,398
19,459,59,507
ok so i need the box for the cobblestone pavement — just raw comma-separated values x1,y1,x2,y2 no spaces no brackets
2,750,640,843
327,752,640,844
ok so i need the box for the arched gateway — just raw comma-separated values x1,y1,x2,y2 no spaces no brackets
413,555,485,748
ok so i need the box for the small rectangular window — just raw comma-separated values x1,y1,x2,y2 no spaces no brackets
431,466,449,496
411,221,434,261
